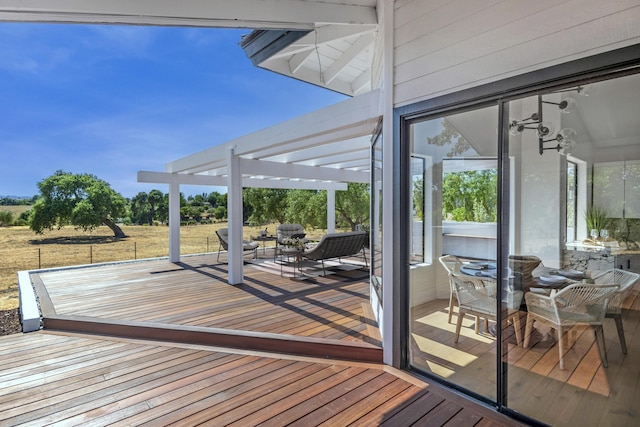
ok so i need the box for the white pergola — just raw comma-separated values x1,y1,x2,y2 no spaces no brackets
138,89,381,284
4,0,388,352
0,0,382,285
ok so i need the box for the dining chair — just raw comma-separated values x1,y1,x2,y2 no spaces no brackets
591,268,640,354
508,255,542,293
451,273,524,345
523,283,619,370
439,255,463,324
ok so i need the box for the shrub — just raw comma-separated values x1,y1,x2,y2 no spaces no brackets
0,211,14,226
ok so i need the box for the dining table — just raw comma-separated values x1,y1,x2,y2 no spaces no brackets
530,268,586,292
459,261,497,278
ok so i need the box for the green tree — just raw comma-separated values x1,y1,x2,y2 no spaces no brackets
29,170,127,237
336,183,370,230
243,188,289,225
207,191,222,207
442,170,497,222
148,189,164,224
130,191,151,225
412,177,424,219
285,190,327,228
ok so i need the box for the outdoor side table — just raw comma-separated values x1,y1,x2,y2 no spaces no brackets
254,235,277,255
279,247,304,279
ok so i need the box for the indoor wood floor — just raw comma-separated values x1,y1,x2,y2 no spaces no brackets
411,284,640,426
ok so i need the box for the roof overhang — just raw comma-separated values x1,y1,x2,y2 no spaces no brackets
0,0,377,30
240,23,378,96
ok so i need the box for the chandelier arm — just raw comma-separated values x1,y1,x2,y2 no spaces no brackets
538,95,544,155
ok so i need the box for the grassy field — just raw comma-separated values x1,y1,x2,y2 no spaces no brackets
0,223,327,311
0,205,31,216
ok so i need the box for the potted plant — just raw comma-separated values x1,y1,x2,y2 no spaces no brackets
584,205,610,243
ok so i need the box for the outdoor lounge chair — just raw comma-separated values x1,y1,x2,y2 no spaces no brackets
302,230,368,275
215,228,259,262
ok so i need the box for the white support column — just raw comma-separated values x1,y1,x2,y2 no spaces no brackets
380,0,396,367
168,181,181,263
227,147,244,284
327,189,336,233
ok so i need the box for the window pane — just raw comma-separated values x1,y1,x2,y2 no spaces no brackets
408,105,498,402
371,129,383,301
505,73,640,426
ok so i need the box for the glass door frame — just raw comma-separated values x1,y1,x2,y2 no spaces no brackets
395,44,640,424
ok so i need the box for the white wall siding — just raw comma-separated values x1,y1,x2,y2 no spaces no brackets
394,0,640,107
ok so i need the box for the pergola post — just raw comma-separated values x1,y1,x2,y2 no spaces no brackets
168,181,181,263
227,147,244,284
327,189,336,233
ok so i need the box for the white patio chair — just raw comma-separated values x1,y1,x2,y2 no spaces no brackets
523,283,619,369
439,255,464,324
591,268,640,354
451,273,524,345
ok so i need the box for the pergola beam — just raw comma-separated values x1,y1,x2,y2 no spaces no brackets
238,158,367,183
137,170,349,190
166,89,381,174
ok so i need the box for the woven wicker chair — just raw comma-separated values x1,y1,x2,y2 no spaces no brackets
509,255,542,293
523,283,619,369
592,268,640,354
215,228,259,262
439,255,464,324
451,273,524,344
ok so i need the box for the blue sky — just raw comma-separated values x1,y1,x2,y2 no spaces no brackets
0,23,347,199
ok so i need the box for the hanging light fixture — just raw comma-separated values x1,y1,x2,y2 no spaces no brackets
509,91,581,156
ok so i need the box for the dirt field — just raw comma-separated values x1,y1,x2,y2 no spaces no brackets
0,222,314,311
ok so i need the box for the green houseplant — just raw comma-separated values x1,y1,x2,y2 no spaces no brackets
584,206,610,241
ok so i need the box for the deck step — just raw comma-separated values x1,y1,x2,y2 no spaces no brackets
43,314,384,364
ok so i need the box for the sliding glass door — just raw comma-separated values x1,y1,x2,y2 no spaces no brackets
405,70,640,426
407,105,499,401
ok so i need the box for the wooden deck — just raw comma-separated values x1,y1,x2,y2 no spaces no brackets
0,331,523,426
4,254,526,426
31,254,382,362
411,283,640,427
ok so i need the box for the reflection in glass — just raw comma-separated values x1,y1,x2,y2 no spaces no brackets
371,127,383,301
505,73,640,426
408,106,498,402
